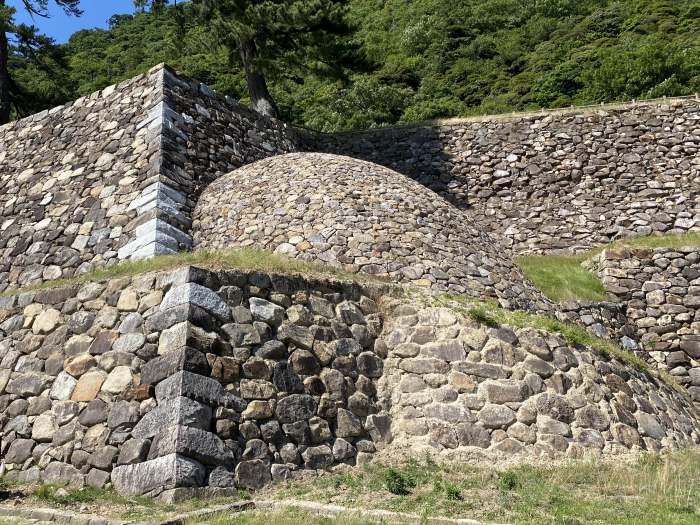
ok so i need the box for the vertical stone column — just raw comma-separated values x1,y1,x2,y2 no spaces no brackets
111,268,241,498
118,65,194,260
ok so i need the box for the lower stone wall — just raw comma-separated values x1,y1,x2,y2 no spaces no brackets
380,305,700,458
2,267,699,496
591,247,700,402
0,267,391,496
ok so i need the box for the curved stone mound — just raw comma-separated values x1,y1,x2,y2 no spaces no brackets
193,153,550,312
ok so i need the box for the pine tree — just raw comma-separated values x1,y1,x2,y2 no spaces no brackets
0,0,81,124
194,0,348,119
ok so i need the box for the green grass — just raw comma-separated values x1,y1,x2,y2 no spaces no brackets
516,232,700,303
0,247,387,297
32,484,156,508
266,450,700,524
515,254,607,302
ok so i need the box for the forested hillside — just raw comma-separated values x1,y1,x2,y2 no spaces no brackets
8,0,700,131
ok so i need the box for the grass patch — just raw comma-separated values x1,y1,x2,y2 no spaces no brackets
32,484,154,508
1,247,387,297
516,232,700,302
515,254,607,302
264,450,700,524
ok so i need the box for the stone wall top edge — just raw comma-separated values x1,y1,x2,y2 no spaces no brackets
0,263,394,300
159,63,295,131
0,68,162,136
306,95,700,138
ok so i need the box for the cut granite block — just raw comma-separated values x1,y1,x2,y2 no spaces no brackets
141,347,211,386
147,424,234,467
160,283,231,321
111,453,205,496
131,396,212,439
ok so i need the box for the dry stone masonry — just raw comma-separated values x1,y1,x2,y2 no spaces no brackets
2,267,698,496
2,65,700,496
380,305,699,457
311,99,700,253
591,247,700,403
0,266,393,497
193,153,551,313
0,64,298,293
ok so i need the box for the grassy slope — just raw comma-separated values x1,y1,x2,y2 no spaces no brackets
2,449,698,524
250,451,700,525
0,248,386,297
516,232,700,303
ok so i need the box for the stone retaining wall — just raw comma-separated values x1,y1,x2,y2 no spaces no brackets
592,247,700,402
0,65,299,292
2,267,699,494
0,267,391,497
379,305,700,458
193,153,552,314
310,99,700,254
0,69,162,292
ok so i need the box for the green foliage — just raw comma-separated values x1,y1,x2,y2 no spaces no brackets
497,471,520,492
515,254,608,302
6,0,699,130
381,467,417,495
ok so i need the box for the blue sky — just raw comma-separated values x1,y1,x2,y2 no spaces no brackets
8,0,137,43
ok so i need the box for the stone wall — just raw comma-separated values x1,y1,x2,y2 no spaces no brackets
310,99,700,254
0,64,300,292
0,266,391,497
379,304,700,458
1,267,699,495
0,68,162,292
592,247,700,402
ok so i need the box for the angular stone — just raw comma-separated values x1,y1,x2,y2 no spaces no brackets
148,425,234,467
5,438,34,464
118,438,151,465
64,353,97,377
452,361,507,379
235,459,271,490
478,379,528,404
33,308,60,334
101,366,134,394
71,370,107,401
111,453,206,496
141,347,210,385
249,297,285,326
155,370,234,407
421,340,466,362
89,445,119,469
32,412,57,442
240,379,277,400
275,394,317,423
336,408,363,437
302,444,334,469
132,397,212,439
79,399,108,426
636,412,665,440
50,371,78,400
160,283,231,321
357,352,383,378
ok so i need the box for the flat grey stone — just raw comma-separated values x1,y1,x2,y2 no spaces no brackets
160,283,231,321
111,453,205,496
148,424,234,467
132,396,212,439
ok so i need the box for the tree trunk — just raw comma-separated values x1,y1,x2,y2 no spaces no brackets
239,37,278,119
0,0,10,125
